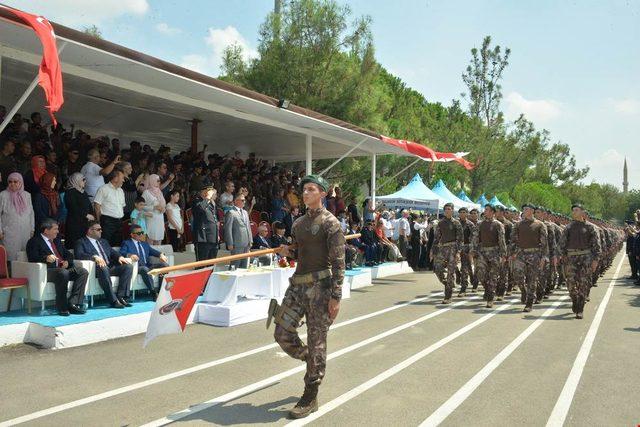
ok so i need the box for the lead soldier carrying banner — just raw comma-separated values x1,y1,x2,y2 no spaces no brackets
266,174,345,419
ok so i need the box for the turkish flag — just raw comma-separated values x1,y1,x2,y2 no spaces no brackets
4,7,64,126
144,268,213,347
381,135,475,170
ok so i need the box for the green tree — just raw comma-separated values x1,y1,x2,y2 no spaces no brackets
512,181,571,213
82,25,102,39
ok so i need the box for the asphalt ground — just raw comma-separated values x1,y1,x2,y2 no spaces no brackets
0,249,638,427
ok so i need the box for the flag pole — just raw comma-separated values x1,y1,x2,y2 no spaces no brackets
149,233,362,276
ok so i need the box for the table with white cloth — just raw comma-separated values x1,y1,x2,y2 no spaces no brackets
202,269,273,306
265,266,296,298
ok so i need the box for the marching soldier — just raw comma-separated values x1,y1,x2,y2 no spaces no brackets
268,174,345,419
471,205,507,308
431,202,463,304
468,208,480,292
558,204,601,319
495,206,513,299
534,206,556,303
510,204,548,312
458,207,475,297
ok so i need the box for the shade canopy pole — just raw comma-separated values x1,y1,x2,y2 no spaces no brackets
305,134,312,175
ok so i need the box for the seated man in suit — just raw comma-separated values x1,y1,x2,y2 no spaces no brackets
270,221,290,248
361,220,383,266
120,224,169,300
26,218,89,316
74,220,134,308
251,224,273,266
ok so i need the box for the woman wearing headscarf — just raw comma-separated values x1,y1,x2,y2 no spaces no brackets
142,173,166,245
32,172,61,227
64,172,95,249
23,155,47,194
0,172,35,260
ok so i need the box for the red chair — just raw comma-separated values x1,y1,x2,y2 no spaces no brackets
250,210,261,224
250,221,258,237
0,245,30,313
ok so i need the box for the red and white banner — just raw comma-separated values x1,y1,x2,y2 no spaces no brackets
3,7,64,125
381,135,475,170
144,268,213,347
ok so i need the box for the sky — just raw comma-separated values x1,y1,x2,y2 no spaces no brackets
4,0,640,190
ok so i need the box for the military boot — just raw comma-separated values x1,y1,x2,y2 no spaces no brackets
289,384,319,419
523,297,533,312
486,300,494,308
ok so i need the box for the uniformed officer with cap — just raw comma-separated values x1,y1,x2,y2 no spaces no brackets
267,174,345,419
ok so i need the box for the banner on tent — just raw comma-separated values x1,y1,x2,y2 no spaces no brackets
379,198,439,211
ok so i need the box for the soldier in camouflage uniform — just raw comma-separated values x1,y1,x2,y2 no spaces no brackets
269,174,345,419
458,207,475,297
495,206,513,299
511,204,548,312
558,204,601,319
431,202,463,304
468,208,480,291
471,205,507,308
552,213,568,289
505,207,520,295
534,206,556,303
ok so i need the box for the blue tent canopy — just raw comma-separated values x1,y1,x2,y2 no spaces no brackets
509,204,519,211
431,179,477,210
489,195,506,208
457,190,474,203
476,194,489,207
378,173,440,211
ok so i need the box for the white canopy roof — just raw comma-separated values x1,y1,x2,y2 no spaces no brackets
0,8,414,162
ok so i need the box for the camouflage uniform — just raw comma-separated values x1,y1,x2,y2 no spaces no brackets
432,217,463,301
559,220,601,317
535,219,555,302
496,217,513,297
543,220,561,296
471,218,506,304
458,218,475,294
274,207,345,389
511,217,548,310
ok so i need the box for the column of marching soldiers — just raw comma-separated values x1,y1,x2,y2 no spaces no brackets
430,202,624,319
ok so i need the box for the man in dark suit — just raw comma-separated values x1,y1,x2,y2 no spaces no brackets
283,206,300,238
252,224,274,250
26,218,89,316
120,224,169,300
270,221,290,248
74,220,134,308
191,182,219,262
361,220,383,266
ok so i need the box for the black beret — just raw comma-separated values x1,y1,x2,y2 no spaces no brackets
521,203,535,210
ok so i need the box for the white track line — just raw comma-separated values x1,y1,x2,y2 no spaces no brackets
420,295,569,426
0,291,443,426
286,299,519,426
140,297,481,427
546,255,625,427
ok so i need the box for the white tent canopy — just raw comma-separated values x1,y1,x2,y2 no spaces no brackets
378,174,440,211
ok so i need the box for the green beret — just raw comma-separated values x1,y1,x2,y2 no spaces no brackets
485,204,497,212
300,174,329,192
571,203,585,211
522,203,535,210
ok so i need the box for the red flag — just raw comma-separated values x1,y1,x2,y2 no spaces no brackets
5,7,64,126
144,268,213,347
381,135,475,170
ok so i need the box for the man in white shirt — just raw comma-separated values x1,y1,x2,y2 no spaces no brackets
81,148,119,200
381,211,395,241
397,210,411,258
94,169,126,246
219,180,235,212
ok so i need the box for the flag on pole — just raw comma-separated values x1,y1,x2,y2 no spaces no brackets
4,7,64,126
144,268,213,347
380,135,475,170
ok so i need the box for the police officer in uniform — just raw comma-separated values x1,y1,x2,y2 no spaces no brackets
510,204,548,312
267,175,345,419
431,202,463,304
558,204,601,319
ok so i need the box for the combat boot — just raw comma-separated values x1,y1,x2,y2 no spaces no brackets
441,298,451,304
457,291,467,298
486,300,494,308
496,296,503,302
289,384,319,419
523,297,533,312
